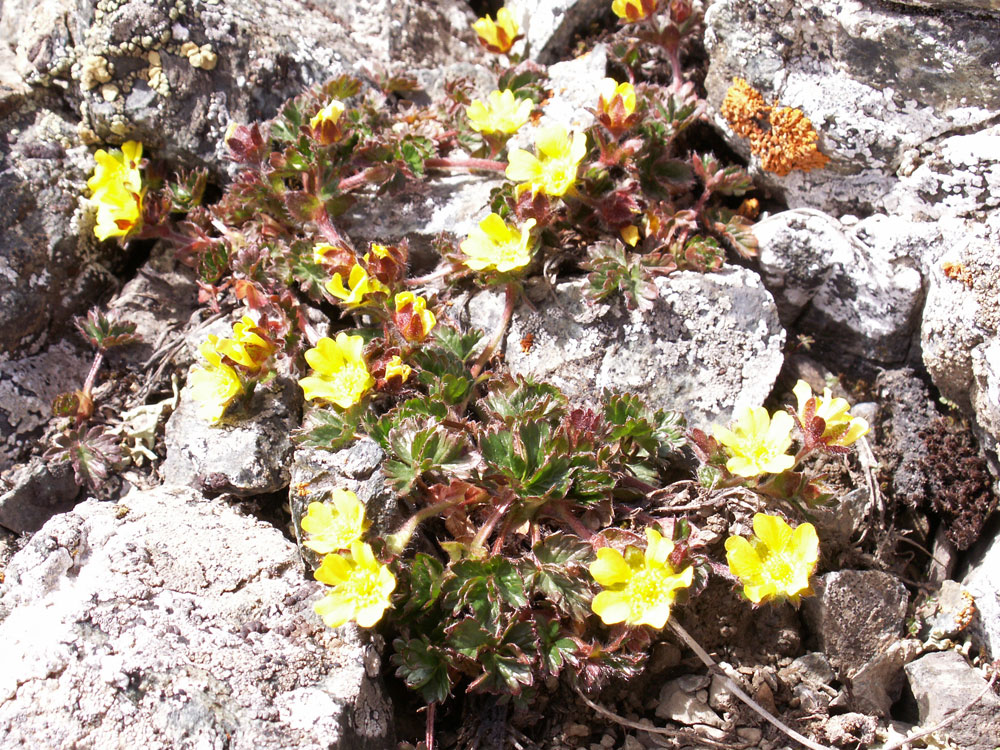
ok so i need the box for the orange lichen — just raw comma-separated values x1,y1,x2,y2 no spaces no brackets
942,261,974,288
721,78,829,177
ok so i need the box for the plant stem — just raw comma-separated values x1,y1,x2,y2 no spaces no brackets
384,495,472,555
315,206,351,249
470,282,517,378
424,157,508,172
470,495,514,553
81,350,105,399
425,702,436,750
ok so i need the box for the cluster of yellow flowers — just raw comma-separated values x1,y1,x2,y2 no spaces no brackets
301,489,396,628
721,78,829,177
712,380,869,478
189,315,275,423
87,140,145,241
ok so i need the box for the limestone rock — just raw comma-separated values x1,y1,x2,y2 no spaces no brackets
905,651,1000,750
0,484,393,749
457,269,785,427
756,209,925,364
704,0,1000,214
802,570,909,679
161,377,301,496
507,0,610,63
0,455,79,534
963,531,1000,660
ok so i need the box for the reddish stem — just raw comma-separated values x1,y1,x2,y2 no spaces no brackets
424,157,508,172
81,350,105,399
470,283,517,378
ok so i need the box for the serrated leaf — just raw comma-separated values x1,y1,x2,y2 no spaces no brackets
403,553,445,617
536,618,578,674
446,618,494,657
294,406,361,450
433,326,484,364
471,650,534,694
479,422,574,500
383,420,473,494
477,375,567,425
392,637,452,704
532,533,593,566
366,397,449,450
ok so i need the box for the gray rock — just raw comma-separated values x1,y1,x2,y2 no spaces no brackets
0,339,93,473
778,652,836,688
507,0,610,63
756,209,925,364
290,440,401,570
0,455,79,534
0,484,393,749
1,0,483,169
655,675,725,728
161,377,301,496
802,570,909,679
821,713,878,747
874,369,940,510
904,651,1000,750
704,0,1000,214
963,531,1000,660
847,638,922,717
0,98,106,356
458,269,785,427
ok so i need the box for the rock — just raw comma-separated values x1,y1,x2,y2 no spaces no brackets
654,675,725,728
904,651,1000,750
458,269,785,427
821,713,877,747
704,0,1000,214
963,530,1000,660
0,339,93,473
918,580,978,644
0,455,79,534
920,212,1000,445
0,99,107,356
756,209,924,365
778,652,835,688
874,369,940,510
0,484,393,749
1,0,483,169
507,0,610,63
289,439,401,569
161,377,301,496
847,638,922,717
802,570,909,679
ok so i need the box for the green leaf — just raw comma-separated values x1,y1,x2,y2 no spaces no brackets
471,650,534,694
494,559,528,608
442,557,527,627
383,420,472,494
583,243,658,312
392,637,452,704
536,618,578,674
366,397,449,450
477,375,567,425
532,533,593,566
294,406,361,451
479,421,574,501
402,553,445,617
446,619,494,657
528,535,594,619
433,326,484,364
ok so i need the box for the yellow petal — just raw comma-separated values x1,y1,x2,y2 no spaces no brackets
752,513,794,552
591,590,630,624
589,548,631,586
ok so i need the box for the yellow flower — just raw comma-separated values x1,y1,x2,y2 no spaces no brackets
393,291,437,342
365,242,391,260
466,89,533,136
314,541,396,628
620,225,640,247
713,406,795,478
590,528,694,628
210,316,274,371
598,78,637,117
460,214,537,273
725,513,819,605
792,380,870,447
310,99,345,130
301,490,370,554
612,0,657,22
188,341,244,423
325,264,389,308
299,332,375,408
313,243,336,263
384,355,412,384
472,7,519,54
505,125,587,197
87,141,144,241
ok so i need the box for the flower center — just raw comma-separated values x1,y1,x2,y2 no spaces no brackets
624,568,670,619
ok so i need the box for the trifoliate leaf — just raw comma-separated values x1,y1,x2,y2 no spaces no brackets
392,637,452,704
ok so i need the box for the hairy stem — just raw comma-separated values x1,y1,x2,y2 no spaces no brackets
470,282,517,378
424,157,508,172
81,350,105,399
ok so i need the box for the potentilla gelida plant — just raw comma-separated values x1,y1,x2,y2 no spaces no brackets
66,0,850,740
